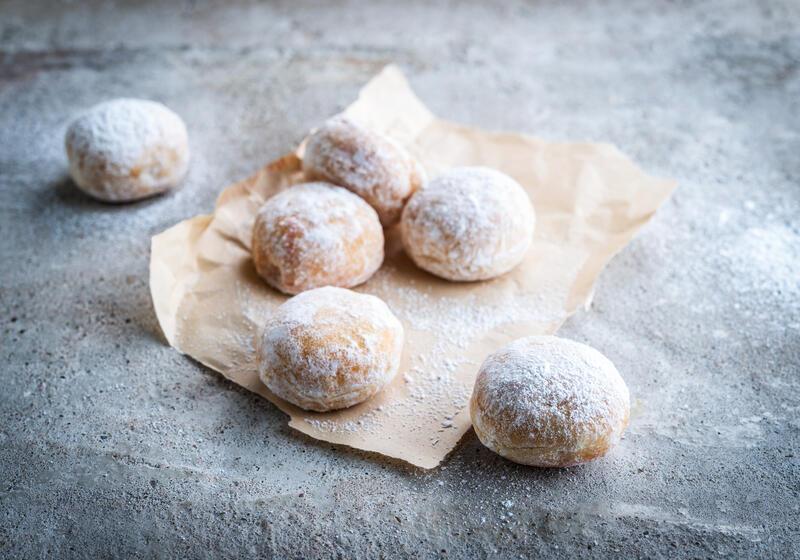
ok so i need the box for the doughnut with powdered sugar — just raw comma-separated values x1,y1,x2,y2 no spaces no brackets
303,116,425,227
65,98,189,202
470,336,630,467
257,287,404,412
401,167,535,282
251,182,384,295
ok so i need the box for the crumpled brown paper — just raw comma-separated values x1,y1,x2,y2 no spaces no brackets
149,66,676,469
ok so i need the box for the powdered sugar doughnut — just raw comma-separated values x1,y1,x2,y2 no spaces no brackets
470,336,630,467
401,167,535,282
257,287,404,412
65,98,189,202
252,182,384,295
302,117,425,227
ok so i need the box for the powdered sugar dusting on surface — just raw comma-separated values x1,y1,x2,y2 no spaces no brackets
303,117,423,226
401,167,535,281
293,245,580,436
473,336,630,448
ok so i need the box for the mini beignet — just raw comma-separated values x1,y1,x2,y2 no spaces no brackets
257,287,404,412
65,98,189,202
251,182,384,295
470,336,630,467
303,117,424,227
401,167,535,282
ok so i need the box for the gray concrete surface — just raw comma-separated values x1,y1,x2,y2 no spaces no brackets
1,1,799,558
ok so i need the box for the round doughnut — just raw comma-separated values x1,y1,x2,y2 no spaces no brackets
400,166,535,282
257,286,404,412
65,98,189,202
302,116,425,227
252,182,384,295
470,336,630,467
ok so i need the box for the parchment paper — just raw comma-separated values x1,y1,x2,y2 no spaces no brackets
150,66,676,469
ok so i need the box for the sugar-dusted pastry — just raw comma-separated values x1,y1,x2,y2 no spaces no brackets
65,98,189,202
251,182,384,295
302,116,425,227
401,167,535,282
470,336,630,467
257,287,404,412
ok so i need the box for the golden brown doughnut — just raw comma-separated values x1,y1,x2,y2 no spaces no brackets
302,116,425,227
65,98,189,202
401,167,535,282
257,287,404,412
251,182,384,295
470,336,630,467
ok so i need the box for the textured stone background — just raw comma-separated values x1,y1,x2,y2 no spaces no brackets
1,1,798,558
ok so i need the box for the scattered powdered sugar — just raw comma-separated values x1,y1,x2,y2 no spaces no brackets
251,182,383,294
301,354,473,438
303,116,423,226
257,287,403,412
473,336,630,448
400,167,535,281
65,98,189,201
295,260,562,436
368,265,559,347
303,404,388,435
404,290,522,347
290,235,575,440
721,225,800,294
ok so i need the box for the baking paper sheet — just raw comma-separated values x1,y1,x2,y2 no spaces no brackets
150,66,676,469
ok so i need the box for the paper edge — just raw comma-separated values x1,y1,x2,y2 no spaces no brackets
149,214,213,348
565,178,679,312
